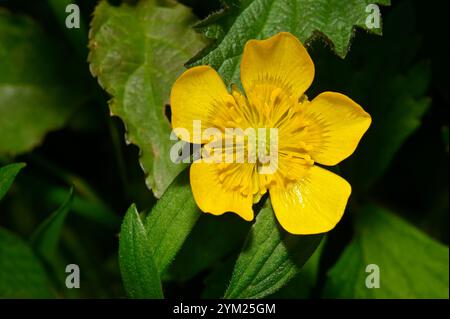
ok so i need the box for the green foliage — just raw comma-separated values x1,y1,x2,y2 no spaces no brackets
119,204,163,298
47,0,89,57
166,213,250,282
224,201,323,298
270,238,325,298
0,10,85,155
88,0,205,197
144,170,200,274
324,204,449,298
0,163,25,201
188,0,390,84
0,227,53,298
31,188,73,264
0,0,447,300
45,186,120,230
203,236,326,299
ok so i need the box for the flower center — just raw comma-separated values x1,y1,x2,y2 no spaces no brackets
211,84,315,199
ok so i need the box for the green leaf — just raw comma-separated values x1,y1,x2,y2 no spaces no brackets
88,0,205,197
145,169,201,274
203,237,325,299
0,227,54,298
270,237,326,298
45,186,120,229
166,213,250,282
0,10,85,155
224,201,323,298
324,204,449,298
47,0,89,58
31,188,73,263
119,204,163,298
0,162,25,201
188,0,390,85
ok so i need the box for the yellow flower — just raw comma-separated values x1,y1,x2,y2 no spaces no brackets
170,32,371,235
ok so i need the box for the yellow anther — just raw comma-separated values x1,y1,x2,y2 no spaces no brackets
299,141,313,152
302,154,314,166
270,87,283,104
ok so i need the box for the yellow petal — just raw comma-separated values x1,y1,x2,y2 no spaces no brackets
270,165,351,235
190,161,254,221
170,66,234,143
299,92,371,166
240,32,314,99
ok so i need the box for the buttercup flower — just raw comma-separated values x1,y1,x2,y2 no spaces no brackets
170,32,371,235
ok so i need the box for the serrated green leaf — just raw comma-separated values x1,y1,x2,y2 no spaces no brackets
324,204,449,298
119,204,163,298
0,10,85,155
189,0,390,85
224,201,323,298
31,188,73,263
145,169,201,274
0,227,54,298
88,0,205,197
0,162,25,201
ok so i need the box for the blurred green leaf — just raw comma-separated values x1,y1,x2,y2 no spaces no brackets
0,162,25,201
188,0,390,84
324,204,449,298
145,170,201,274
0,10,85,155
166,213,249,282
224,201,323,298
0,227,54,298
23,154,120,229
31,188,73,263
119,204,163,298
46,186,120,229
47,0,89,58
88,0,205,197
